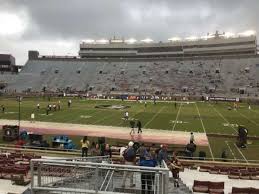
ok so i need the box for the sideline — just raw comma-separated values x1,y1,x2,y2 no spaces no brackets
195,103,214,160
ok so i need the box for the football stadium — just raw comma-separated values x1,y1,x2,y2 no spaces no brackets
1,2,259,193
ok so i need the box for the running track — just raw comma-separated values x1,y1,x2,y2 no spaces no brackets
0,119,209,146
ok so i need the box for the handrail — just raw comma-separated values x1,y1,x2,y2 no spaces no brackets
0,146,81,156
0,143,81,152
31,158,169,171
31,158,170,194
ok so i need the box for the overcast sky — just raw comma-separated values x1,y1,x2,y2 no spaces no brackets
0,0,258,65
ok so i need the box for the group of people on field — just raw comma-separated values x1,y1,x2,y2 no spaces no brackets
124,111,143,135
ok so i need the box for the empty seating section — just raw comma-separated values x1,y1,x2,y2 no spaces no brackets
0,152,41,184
199,165,259,180
1,57,259,95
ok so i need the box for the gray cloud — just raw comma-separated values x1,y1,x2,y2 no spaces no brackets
0,0,258,65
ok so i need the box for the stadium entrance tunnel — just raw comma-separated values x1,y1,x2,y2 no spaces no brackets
95,104,130,110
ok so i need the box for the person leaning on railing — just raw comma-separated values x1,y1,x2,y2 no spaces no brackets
139,147,157,194
121,141,137,188
167,152,183,188
158,144,169,165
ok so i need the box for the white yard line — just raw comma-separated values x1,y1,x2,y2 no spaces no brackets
210,104,238,134
236,111,259,126
225,141,237,160
233,142,248,163
91,112,117,124
172,103,182,131
195,103,214,160
143,106,165,128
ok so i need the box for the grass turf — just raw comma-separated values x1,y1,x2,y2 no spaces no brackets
0,96,259,161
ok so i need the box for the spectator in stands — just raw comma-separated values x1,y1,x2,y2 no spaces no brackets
80,136,90,157
150,144,157,159
103,143,112,158
120,145,127,157
99,142,106,156
136,120,142,134
122,141,136,188
89,142,98,156
139,147,157,194
186,142,196,158
158,144,169,165
137,143,146,160
95,143,101,156
168,156,182,188
155,144,162,160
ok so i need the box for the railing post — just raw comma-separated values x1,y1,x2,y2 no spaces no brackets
163,170,169,194
94,166,99,193
30,160,34,194
37,161,42,187
154,172,160,194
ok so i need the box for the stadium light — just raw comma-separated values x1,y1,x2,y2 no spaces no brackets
141,38,153,43
185,36,198,41
223,32,235,38
125,38,137,44
168,37,182,41
82,39,95,44
201,34,215,40
110,39,124,43
96,39,109,44
238,30,256,37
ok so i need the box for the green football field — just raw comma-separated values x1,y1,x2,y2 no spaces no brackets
0,96,259,162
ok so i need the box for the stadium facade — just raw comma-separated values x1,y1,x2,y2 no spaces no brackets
1,32,259,97
79,32,257,58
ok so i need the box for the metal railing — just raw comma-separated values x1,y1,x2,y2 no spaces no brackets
30,157,169,194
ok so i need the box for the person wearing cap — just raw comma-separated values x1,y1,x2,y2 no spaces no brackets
158,144,169,165
122,141,136,188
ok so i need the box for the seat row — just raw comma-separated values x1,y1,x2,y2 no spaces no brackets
199,165,259,180
193,180,224,193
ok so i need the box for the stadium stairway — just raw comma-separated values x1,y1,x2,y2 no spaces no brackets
168,178,192,194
